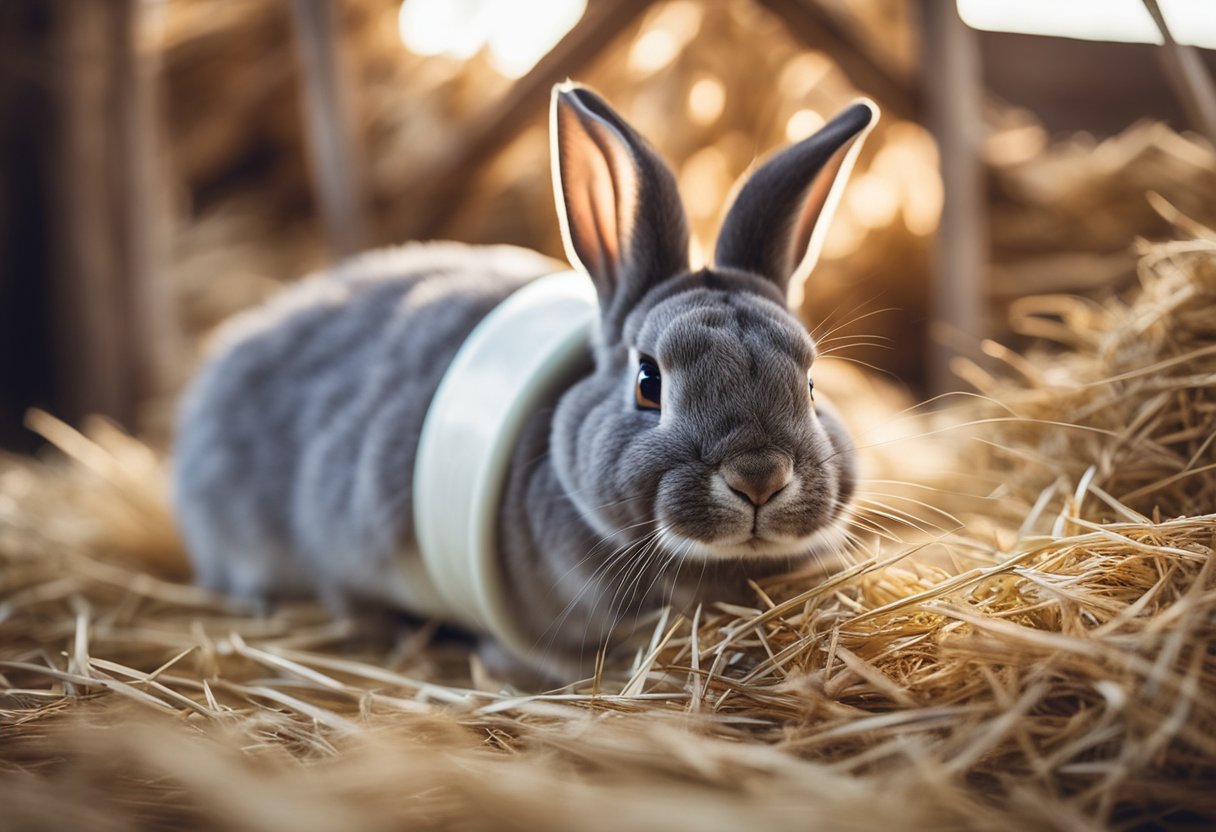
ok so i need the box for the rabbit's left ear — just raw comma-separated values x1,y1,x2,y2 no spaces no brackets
714,101,877,297
551,83,689,339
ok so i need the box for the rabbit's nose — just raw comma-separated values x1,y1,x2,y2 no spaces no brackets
722,451,793,507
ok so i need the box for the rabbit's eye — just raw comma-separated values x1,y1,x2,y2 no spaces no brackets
635,357,662,411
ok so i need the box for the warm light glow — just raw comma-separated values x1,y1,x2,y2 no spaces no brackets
985,124,1048,166
958,0,1216,49
629,29,680,73
821,210,865,260
869,123,942,237
778,53,832,100
398,0,486,58
490,0,586,77
397,0,587,78
846,173,900,230
687,77,726,125
688,235,707,270
628,1,702,75
785,109,825,142
903,166,943,236
678,147,730,220
648,1,703,42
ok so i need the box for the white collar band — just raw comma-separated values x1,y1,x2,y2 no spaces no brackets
412,271,598,658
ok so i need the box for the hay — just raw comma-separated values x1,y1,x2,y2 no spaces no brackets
2,230,1214,830
960,232,1216,524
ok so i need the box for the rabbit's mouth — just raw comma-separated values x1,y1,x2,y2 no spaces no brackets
658,521,848,562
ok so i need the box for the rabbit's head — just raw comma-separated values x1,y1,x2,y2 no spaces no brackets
548,83,874,564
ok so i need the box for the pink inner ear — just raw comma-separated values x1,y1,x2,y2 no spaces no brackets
556,101,638,283
564,135,619,278
590,120,639,265
788,137,856,275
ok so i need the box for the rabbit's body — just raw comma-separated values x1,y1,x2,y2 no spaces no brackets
175,85,876,680
176,243,787,667
175,243,547,611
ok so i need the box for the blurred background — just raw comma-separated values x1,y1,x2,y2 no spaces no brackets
1,0,1214,452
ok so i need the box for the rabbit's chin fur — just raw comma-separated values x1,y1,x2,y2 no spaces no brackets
656,521,850,562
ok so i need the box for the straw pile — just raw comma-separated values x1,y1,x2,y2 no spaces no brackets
2,225,1213,829
961,233,1216,526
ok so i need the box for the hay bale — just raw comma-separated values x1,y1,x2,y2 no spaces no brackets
960,233,1216,523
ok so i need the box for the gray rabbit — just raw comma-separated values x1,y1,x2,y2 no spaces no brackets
174,83,874,681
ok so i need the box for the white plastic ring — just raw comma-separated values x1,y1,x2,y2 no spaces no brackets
413,271,598,657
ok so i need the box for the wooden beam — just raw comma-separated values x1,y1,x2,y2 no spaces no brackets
1141,0,1216,145
123,0,179,413
291,0,367,259
54,0,134,425
394,0,659,241
754,0,920,122
918,0,987,396
0,0,172,448
57,0,177,429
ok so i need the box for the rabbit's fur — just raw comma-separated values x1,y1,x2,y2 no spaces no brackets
175,84,875,680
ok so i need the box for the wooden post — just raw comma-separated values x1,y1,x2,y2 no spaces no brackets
290,0,367,259
919,0,987,396
123,0,179,416
55,0,137,425
56,0,175,427
0,0,171,448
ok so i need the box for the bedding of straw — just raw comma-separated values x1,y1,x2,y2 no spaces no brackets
2,226,1214,830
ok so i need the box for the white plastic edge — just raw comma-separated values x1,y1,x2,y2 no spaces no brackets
413,270,598,658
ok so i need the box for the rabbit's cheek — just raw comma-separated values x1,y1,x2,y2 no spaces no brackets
653,464,748,545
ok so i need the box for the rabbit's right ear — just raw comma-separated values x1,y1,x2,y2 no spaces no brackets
714,101,877,298
551,83,689,340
